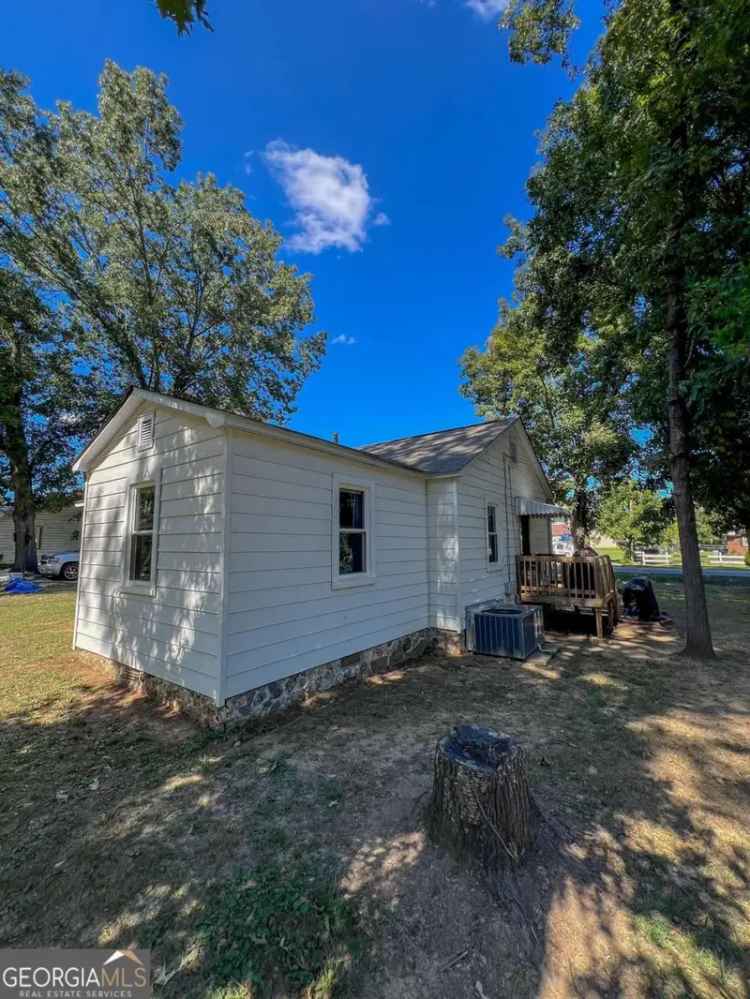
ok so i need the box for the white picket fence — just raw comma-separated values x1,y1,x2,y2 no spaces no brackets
635,551,671,566
707,551,745,567
632,549,746,568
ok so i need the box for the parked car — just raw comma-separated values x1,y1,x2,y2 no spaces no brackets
39,551,79,581
553,539,575,556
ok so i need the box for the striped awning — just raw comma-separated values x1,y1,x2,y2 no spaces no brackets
514,497,569,518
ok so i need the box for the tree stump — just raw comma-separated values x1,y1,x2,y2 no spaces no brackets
428,724,535,867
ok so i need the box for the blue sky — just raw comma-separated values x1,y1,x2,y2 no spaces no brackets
3,0,603,445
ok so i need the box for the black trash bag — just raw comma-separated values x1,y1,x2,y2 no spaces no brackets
622,577,661,622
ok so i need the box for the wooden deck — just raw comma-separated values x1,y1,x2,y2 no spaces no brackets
516,554,619,638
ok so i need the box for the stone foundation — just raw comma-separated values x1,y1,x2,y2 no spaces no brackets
108,626,466,729
106,661,224,727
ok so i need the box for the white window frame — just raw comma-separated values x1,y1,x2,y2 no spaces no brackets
121,478,160,597
486,499,501,571
332,474,376,589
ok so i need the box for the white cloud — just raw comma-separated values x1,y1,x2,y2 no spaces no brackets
465,0,506,20
243,151,253,176
264,140,387,254
331,334,357,346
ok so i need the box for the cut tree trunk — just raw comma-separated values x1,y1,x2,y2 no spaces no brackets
428,725,537,867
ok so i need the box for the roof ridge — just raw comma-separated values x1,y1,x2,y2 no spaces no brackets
360,417,513,450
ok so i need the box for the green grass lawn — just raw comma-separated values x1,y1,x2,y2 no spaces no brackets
1,583,749,998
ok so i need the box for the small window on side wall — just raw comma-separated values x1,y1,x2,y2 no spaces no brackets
333,478,375,587
339,488,366,575
128,483,156,584
487,503,499,564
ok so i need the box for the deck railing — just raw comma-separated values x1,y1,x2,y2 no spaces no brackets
516,554,618,635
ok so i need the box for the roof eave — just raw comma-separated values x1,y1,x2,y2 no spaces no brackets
73,389,428,479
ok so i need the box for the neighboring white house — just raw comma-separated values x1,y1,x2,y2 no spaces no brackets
0,503,81,565
71,389,563,725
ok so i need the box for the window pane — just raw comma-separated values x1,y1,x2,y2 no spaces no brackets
339,489,364,530
130,534,153,582
136,486,155,531
489,533,499,563
339,531,366,574
487,505,497,533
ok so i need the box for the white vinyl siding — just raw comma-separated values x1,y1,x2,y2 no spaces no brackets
458,425,552,611
0,506,81,562
225,432,428,699
72,399,556,708
74,404,225,701
426,478,461,631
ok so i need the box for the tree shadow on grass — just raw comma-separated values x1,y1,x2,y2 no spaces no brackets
1,582,749,997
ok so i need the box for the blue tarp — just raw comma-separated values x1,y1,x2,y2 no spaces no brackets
3,577,42,594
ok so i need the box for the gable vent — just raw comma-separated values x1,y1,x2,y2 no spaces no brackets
136,412,155,450
509,439,518,463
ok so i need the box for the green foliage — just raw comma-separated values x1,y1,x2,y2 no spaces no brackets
501,0,579,66
156,0,212,34
461,258,635,540
690,263,750,359
597,481,668,559
497,0,750,651
1,61,325,421
661,506,723,549
0,271,100,501
196,862,358,998
0,62,324,565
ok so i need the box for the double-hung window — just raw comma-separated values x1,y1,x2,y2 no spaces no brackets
127,483,157,588
487,503,499,565
333,477,375,587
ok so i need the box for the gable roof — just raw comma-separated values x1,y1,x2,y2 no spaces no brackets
73,390,544,491
359,418,517,475
72,389,428,477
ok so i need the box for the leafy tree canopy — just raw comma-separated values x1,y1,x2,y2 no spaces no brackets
489,0,750,655
596,480,668,560
461,272,635,541
156,0,211,34
1,60,325,420
0,61,324,568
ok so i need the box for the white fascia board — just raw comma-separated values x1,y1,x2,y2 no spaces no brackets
73,388,427,480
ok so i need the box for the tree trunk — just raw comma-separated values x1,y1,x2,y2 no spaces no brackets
428,725,537,867
571,487,589,550
8,432,38,574
666,257,714,658
12,483,38,572
3,385,37,573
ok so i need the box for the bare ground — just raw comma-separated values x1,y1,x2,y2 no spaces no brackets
1,579,749,998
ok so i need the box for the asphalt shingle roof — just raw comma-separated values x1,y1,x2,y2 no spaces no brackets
359,418,516,475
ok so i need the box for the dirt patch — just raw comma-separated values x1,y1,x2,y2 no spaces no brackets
1,581,749,997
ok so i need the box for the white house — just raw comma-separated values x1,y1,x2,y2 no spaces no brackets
72,389,563,725
0,503,81,565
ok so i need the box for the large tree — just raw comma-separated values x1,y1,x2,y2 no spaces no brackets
0,62,325,569
0,270,101,570
461,282,635,545
493,0,750,656
597,480,668,562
